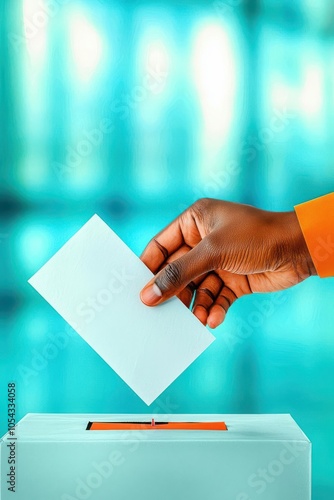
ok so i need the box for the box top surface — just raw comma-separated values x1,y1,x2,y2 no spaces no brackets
1,414,310,443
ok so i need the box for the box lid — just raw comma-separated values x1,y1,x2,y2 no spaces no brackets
1,414,310,443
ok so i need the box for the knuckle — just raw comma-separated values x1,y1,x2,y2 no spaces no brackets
198,197,214,206
186,281,197,293
190,198,217,233
152,238,168,260
194,303,209,312
192,197,212,213
156,262,182,291
202,287,216,302
218,295,231,310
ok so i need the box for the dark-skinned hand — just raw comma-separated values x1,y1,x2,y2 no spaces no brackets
140,198,316,328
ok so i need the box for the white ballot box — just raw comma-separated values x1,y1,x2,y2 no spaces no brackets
0,413,311,500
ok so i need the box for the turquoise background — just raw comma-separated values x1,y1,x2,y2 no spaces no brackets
1,0,334,498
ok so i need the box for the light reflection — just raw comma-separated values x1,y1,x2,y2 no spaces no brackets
192,21,238,183
22,0,48,62
68,11,104,82
192,22,236,139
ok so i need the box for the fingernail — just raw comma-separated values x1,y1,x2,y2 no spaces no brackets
207,310,224,329
207,317,217,329
141,283,162,306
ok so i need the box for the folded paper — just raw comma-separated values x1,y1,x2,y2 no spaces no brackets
28,215,215,404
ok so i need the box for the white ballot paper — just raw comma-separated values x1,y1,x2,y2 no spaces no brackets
28,215,215,405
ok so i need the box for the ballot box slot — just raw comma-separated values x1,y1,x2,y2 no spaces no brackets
86,421,228,431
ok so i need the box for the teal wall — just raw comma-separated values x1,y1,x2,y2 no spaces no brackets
1,0,334,498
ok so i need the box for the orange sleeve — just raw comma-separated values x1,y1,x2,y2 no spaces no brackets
294,193,334,278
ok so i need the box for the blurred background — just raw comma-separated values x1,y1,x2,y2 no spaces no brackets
1,0,334,497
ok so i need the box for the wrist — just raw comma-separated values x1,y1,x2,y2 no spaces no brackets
283,211,317,277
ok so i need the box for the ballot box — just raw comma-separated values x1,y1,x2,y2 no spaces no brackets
0,413,311,500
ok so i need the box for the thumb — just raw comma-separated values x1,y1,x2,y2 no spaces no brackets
140,237,218,306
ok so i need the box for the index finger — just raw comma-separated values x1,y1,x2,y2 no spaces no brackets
140,218,184,274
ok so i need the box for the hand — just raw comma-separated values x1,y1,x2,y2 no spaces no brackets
140,198,316,328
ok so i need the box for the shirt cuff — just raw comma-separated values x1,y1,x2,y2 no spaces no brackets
294,193,334,278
